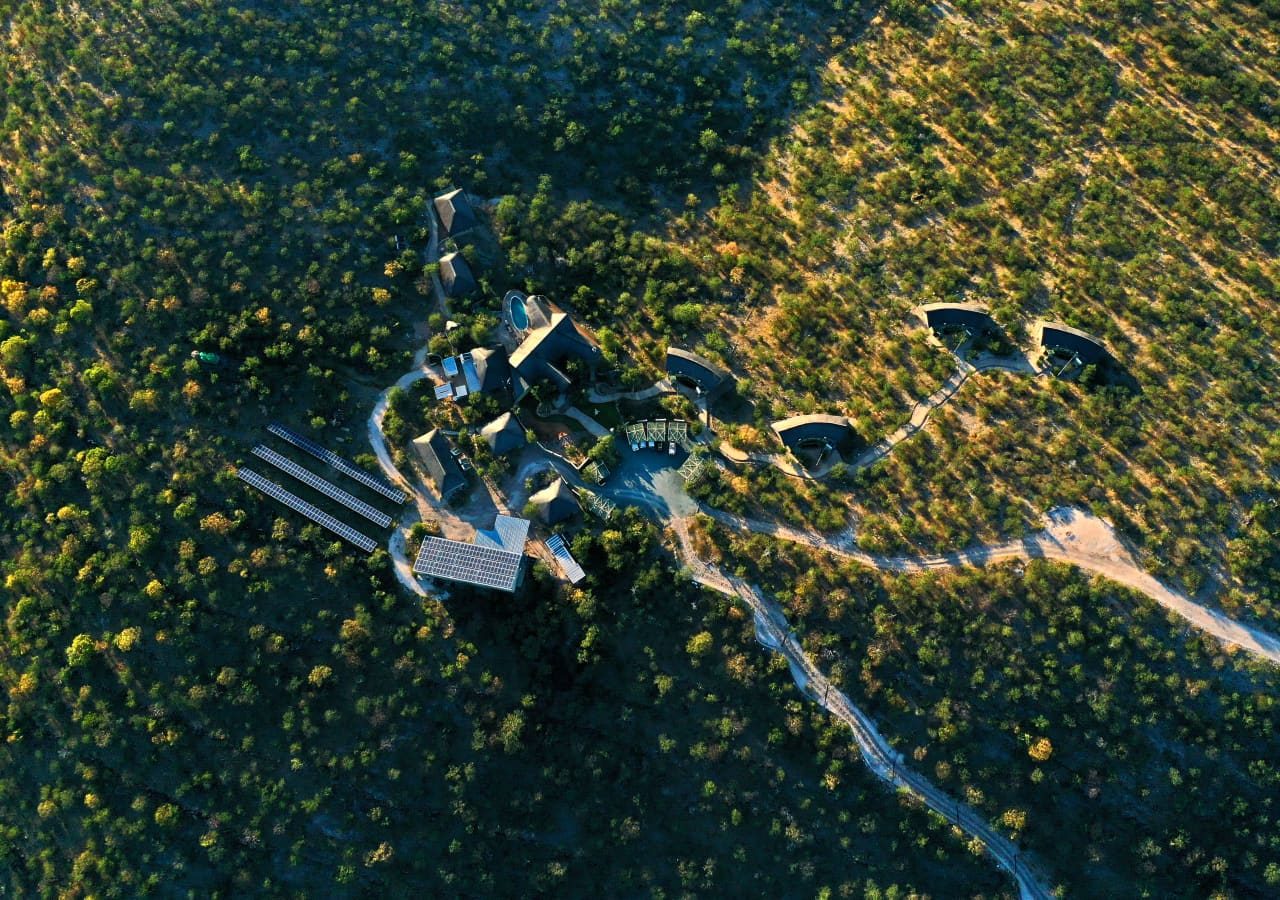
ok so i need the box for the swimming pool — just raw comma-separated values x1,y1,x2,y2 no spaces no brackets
507,292,529,331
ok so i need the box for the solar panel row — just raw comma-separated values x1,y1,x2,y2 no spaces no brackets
251,445,393,528
237,468,377,552
268,423,406,503
413,536,524,592
546,533,586,584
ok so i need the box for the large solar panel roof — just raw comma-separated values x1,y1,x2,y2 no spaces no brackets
413,537,525,592
475,514,530,552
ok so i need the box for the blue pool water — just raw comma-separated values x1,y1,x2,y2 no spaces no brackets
509,296,529,331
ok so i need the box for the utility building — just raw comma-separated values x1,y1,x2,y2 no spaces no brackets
413,515,530,593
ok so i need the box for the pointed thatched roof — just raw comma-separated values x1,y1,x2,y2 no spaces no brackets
433,188,478,238
529,478,580,524
412,429,466,498
480,412,526,456
439,252,477,298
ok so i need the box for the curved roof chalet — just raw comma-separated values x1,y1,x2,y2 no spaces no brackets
915,302,994,333
771,414,856,452
666,347,730,393
1033,320,1109,364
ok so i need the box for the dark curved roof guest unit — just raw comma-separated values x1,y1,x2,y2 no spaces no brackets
1034,320,1109,365
666,347,730,394
916,302,995,335
771,414,857,453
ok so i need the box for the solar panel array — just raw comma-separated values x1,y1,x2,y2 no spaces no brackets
493,515,530,551
268,423,406,503
413,537,525,592
237,468,377,552
546,533,586,584
251,445,393,528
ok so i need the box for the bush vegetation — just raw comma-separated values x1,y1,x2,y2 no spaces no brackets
708,523,1280,897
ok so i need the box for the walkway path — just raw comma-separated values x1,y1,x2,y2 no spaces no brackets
717,354,1038,479
425,202,448,312
563,405,610,439
587,378,674,403
850,355,1038,470
669,519,1053,900
361,202,470,595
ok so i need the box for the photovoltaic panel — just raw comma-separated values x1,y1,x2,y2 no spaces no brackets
413,537,524,592
237,468,377,553
494,514,530,551
251,445,393,528
546,533,586,584
268,423,406,503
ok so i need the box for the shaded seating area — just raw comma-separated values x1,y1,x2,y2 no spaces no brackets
412,428,467,499
771,414,858,456
666,346,731,396
439,252,476,298
529,478,580,525
480,412,527,456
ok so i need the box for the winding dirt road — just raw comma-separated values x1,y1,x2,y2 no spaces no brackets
670,519,1053,900
699,505,1280,664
